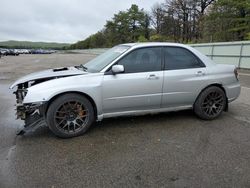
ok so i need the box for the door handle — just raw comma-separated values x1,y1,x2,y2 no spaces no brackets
196,71,205,76
147,74,159,80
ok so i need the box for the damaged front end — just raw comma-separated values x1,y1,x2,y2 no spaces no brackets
10,66,86,135
14,83,47,135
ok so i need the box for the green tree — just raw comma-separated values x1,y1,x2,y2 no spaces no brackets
70,0,250,49
203,0,250,42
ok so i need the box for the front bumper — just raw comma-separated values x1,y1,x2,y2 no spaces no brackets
15,102,47,135
16,102,46,120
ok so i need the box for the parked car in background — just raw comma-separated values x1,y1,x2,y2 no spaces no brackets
13,49,20,56
10,43,241,138
30,49,53,54
23,49,31,54
4,49,19,56
0,49,8,56
0,48,55,56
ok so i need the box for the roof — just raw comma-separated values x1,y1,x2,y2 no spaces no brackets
122,42,187,48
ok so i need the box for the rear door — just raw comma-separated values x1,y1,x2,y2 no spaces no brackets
102,47,164,113
162,46,207,108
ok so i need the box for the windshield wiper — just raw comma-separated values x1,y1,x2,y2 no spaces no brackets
79,64,88,71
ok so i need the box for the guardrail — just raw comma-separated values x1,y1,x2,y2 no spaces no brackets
190,41,250,69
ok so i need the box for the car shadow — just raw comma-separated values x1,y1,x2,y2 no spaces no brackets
17,110,201,140
91,110,196,130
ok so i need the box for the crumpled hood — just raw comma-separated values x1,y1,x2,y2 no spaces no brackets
10,66,86,89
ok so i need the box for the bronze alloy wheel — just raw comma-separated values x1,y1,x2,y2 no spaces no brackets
54,101,89,133
46,93,95,138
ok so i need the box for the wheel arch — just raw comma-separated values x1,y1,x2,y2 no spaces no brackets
194,83,228,111
44,91,98,119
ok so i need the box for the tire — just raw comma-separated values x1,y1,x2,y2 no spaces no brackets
46,93,95,138
194,86,227,120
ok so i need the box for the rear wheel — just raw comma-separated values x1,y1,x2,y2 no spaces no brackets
46,93,95,138
194,86,227,120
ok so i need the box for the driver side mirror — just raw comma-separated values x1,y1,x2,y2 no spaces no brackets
112,65,124,74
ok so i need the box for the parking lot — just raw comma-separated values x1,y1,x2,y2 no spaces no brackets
0,53,250,188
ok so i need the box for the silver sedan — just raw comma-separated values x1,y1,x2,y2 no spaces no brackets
10,43,241,138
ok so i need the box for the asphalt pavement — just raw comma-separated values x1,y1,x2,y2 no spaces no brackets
0,54,250,188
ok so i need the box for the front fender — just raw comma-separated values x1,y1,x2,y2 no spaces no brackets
23,74,104,115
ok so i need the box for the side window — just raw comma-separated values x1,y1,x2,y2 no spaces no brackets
163,47,205,70
117,47,162,73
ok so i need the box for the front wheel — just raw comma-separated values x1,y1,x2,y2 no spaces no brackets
46,93,95,138
194,86,227,120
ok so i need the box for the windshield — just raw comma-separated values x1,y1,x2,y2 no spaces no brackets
82,45,130,73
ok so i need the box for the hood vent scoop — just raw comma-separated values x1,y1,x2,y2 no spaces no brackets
53,67,68,72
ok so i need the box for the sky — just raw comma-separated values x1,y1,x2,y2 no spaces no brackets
0,0,161,43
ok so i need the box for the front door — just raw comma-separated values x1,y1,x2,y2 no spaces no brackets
102,47,163,113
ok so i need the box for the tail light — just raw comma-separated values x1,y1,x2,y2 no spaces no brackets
234,68,239,80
